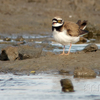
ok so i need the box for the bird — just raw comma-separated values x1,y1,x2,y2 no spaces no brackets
52,16,88,55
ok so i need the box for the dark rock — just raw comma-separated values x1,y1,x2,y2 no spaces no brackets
0,46,19,61
74,67,96,78
60,79,74,92
83,44,98,52
18,45,42,59
80,37,87,43
7,78,13,81
77,37,87,44
0,45,42,61
0,50,9,61
59,69,70,75
3,37,11,41
15,36,24,42
85,24,95,39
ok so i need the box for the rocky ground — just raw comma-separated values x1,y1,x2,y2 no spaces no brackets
0,0,100,77
0,43,100,78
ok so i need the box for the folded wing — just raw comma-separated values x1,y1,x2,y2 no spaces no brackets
64,20,88,37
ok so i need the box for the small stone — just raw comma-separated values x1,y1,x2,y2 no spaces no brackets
15,36,24,42
60,79,74,92
74,67,96,78
3,37,11,41
83,43,98,52
59,69,70,75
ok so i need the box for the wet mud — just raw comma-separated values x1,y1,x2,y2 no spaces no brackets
0,0,100,77
0,49,100,76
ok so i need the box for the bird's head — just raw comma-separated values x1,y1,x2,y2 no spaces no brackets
52,16,64,27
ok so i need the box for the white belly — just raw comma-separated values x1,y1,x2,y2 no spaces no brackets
53,29,79,45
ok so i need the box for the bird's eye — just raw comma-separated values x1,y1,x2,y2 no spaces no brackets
58,20,62,23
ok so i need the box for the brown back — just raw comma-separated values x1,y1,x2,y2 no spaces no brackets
64,21,79,36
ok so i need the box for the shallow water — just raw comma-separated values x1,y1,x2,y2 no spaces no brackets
0,33,100,53
51,43,100,52
0,74,100,100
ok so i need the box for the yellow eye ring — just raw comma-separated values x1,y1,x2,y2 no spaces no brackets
58,20,62,23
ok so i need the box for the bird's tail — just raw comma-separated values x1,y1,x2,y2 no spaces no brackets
77,20,88,36
77,20,88,30
79,30,88,37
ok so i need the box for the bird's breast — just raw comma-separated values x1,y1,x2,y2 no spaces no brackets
52,29,79,45
53,29,70,44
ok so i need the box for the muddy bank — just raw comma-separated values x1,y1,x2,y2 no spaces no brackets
0,49,100,75
0,0,100,76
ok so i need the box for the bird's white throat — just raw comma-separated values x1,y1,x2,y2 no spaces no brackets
52,23,63,27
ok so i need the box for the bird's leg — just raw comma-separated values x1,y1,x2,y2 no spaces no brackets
65,43,72,55
60,45,65,55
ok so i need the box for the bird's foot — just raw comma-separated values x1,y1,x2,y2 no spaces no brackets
60,52,70,55
60,53,65,55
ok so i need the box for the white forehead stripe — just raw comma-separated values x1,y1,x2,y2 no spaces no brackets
54,17,62,20
52,20,57,22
